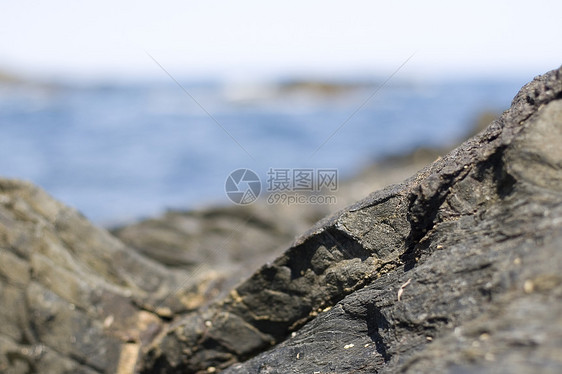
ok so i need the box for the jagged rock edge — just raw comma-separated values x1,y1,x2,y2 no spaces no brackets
139,66,562,372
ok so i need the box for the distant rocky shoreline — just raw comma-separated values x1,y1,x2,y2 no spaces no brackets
1,66,561,373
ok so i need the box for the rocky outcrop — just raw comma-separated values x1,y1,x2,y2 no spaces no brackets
0,66,561,374
0,180,232,373
139,67,562,373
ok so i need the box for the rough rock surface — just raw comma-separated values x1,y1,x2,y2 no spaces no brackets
140,67,562,373
0,67,561,374
110,203,327,293
0,181,233,373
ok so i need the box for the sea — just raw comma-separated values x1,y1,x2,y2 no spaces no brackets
0,75,530,224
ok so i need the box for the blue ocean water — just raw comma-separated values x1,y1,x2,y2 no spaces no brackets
0,76,528,224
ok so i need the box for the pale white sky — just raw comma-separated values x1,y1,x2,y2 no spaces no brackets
1,0,561,80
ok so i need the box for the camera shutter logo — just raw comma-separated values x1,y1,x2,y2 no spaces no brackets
225,169,261,204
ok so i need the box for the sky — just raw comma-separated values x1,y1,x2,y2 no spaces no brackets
1,0,561,81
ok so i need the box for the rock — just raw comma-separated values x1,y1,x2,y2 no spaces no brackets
110,202,329,304
1,66,561,374
139,66,562,373
110,203,325,272
0,179,224,373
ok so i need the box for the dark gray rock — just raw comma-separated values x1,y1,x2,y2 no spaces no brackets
140,67,562,373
